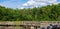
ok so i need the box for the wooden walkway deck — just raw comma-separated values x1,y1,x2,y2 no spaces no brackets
0,21,60,29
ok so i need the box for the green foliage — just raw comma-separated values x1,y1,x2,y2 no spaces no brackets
0,3,60,21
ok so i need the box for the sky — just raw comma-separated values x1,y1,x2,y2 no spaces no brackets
0,0,60,9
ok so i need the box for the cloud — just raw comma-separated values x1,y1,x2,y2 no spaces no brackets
20,0,59,9
0,0,60,9
19,6,25,9
23,0,35,6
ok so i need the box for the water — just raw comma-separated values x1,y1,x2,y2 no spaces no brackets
0,26,20,29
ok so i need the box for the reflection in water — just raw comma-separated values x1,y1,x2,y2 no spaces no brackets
41,24,60,29
0,24,60,29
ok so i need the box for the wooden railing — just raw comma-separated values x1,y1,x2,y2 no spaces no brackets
0,21,60,26
0,21,60,29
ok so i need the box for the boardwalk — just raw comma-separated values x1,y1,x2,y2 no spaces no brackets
0,21,60,29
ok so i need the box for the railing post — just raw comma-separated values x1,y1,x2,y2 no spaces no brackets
30,26,34,29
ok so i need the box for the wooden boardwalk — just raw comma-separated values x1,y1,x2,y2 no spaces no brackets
0,21,60,29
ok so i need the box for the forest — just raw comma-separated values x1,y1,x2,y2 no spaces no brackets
0,3,60,21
